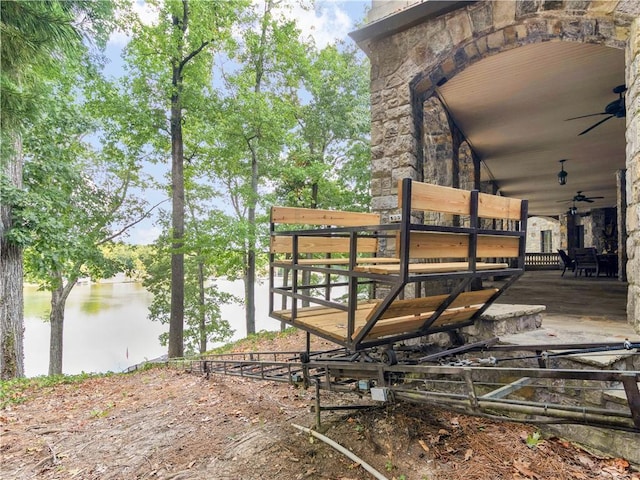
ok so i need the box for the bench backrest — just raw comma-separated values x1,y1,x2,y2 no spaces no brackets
398,179,526,259
399,180,523,220
270,206,381,255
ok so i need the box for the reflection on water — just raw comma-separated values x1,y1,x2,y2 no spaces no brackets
23,279,279,377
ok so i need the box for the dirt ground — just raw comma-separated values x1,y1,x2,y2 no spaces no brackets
2,332,639,480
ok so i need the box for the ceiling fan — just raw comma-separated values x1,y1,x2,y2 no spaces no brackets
566,84,626,136
556,191,605,204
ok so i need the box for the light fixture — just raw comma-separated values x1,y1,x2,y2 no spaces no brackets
568,203,577,215
557,159,568,185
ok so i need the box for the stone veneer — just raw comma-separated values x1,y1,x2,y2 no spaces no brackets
627,14,639,332
360,0,640,332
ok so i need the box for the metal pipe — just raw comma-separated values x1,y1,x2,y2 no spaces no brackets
291,423,390,480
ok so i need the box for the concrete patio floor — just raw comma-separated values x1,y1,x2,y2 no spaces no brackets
491,269,628,320
488,269,639,346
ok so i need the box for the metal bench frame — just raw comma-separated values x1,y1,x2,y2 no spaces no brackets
268,178,528,353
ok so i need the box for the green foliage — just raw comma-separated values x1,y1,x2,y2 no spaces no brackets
0,0,114,130
0,372,109,409
141,232,236,356
16,68,145,292
90,401,115,418
208,327,299,355
269,43,371,211
525,431,542,448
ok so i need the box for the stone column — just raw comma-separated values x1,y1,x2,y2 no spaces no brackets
617,169,627,281
422,96,453,226
626,16,640,332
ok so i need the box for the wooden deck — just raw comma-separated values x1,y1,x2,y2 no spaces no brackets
272,288,499,342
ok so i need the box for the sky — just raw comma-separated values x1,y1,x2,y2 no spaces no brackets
103,0,370,244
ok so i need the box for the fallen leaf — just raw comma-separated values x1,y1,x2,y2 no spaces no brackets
514,459,539,479
450,417,460,427
418,439,430,453
576,455,594,468
570,470,588,480
464,448,473,461
438,429,450,436
610,458,630,471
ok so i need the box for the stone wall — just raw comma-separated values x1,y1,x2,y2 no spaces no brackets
626,14,640,330
526,216,561,253
363,0,639,332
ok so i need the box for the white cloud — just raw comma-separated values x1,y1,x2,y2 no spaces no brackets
109,1,359,49
274,1,355,49
128,224,162,245
108,0,160,47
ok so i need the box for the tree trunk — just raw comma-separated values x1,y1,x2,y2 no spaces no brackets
169,93,185,358
246,151,258,335
168,8,187,359
198,260,206,354
0,131,25,379
48,273,77,376
244,1,271,336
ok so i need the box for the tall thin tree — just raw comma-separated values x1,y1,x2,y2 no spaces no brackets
0,0,112,379
122,0,243,357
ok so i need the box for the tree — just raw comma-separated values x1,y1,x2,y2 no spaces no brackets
18,68,153,375
205,0,306,335
272,44,371,211
142,197,237,356
0,0,113,379
122,0,244,358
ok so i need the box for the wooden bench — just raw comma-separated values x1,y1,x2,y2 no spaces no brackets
269,178,527,353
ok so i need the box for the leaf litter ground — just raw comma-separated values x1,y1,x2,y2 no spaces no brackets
1,331,639,480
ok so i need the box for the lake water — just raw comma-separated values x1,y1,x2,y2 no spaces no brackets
23,279,280,377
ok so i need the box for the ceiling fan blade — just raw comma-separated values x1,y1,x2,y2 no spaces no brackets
578,115,613,135
565,112,608,121
587,196,605,200
583,198,594,203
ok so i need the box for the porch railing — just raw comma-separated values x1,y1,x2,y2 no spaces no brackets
525,252,560,270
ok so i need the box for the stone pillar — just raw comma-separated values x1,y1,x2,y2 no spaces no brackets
458,141,475,192
566,214,578,257
422,96,453,225
617,169,627,281
626,16,640,332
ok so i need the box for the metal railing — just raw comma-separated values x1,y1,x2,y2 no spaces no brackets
525,252,560,270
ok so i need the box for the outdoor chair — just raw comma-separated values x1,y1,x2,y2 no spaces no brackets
557,249,575,277
573,247,600,277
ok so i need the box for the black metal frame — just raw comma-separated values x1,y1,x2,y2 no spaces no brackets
269,178,528,353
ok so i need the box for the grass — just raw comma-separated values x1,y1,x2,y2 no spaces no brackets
0,372,111,409
207,327,300,355
2,328,301,409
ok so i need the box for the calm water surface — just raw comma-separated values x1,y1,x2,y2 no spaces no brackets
24,279,278,377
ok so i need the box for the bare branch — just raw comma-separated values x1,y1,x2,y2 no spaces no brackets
180,39,212,71
97,198,170,245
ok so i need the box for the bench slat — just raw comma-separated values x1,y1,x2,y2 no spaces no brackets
354,306,479,340
355,261,508,275
400,180,523,221
406,232,520,258
273,301,378,321
478,192,522,220
401,181,470,215
271,206,380,226
370,289,498,321
270,236,378,254
272,257,399,266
